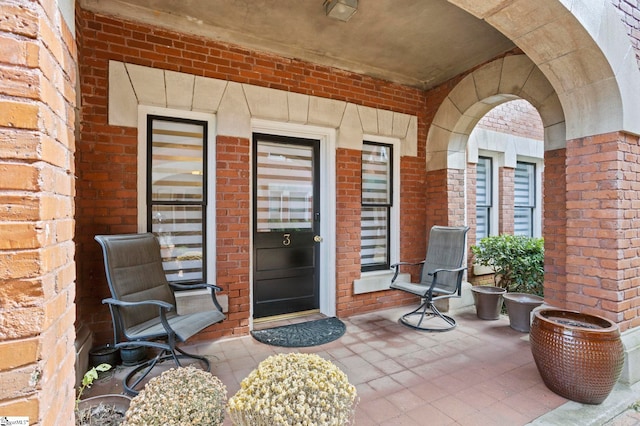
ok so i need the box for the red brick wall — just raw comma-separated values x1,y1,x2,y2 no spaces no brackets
335,148,364,314
498,167,515,234
447,169,466,228
400,156,429,266
335,150,422,315
75,9,429,342
564,132,640,331
425,169,449,231
610,0,640,67
543,148,568,308
212,136,251,339
0,2,77,424
424,168,470,269
476,99,544,141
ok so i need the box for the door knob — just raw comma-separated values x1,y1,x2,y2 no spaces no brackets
314,235,323,243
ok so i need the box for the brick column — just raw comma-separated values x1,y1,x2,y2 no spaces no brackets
335,148,364,316
565,132,640,332
447,168,466,228
467,163,478,263
425,168,465,228
543,148,568,308
425,168,467,269
213,136,251,338
498,166,515,234
0,2,77,424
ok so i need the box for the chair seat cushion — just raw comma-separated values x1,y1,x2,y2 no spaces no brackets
126,310,226,342
390,280,453,297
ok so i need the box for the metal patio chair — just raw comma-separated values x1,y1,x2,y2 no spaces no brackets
390,225,469,331
95,233,225,395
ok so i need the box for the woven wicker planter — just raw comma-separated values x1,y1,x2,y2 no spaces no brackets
530,309,624,404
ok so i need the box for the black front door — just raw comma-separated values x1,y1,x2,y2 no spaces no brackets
252,134,321,319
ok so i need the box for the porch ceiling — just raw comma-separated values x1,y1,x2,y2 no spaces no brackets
80,0,515,89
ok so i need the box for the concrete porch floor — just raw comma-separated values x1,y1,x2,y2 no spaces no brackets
84,305,640,425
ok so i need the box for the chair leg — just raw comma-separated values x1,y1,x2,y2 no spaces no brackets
124,351,168,395
123,346,211,395
399,299,457,332
175,345,211,371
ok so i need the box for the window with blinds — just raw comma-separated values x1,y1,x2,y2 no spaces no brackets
255,141,314,232
515,161,535,237
476,156,492,240
147,116,207,283
361,142,392,272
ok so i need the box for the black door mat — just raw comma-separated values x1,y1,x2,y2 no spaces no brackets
250,317,346,347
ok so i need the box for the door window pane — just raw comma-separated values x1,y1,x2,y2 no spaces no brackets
255,141,314,232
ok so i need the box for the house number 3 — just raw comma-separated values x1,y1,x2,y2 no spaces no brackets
283,233,291,246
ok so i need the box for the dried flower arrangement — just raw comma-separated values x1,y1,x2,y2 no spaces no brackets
227,353,358,425
123,366,227,425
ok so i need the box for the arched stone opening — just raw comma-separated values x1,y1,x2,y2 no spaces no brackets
449,0,640,138
425,54,566,305
428,1,640,383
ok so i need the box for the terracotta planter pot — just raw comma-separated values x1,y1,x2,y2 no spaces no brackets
503,293,544,332
471,286,506,320
530,309,624,404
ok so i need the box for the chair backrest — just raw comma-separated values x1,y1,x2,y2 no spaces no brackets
95,233,176,331
420,226,470,292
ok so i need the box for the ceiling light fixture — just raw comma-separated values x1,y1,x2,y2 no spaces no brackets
324,0,358,22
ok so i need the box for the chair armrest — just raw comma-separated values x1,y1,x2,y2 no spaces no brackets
390,261,425,283
103,298,178,338
427,266,467,277
169,282,223,292
102,298,174,310
427,266,468,293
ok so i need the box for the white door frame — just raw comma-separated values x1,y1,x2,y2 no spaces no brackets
250,119,337,326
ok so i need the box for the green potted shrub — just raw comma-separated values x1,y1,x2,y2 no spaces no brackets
471,234,544,330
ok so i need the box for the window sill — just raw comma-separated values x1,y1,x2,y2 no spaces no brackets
354,270,410,295
175,289,228,314
473,264,494,276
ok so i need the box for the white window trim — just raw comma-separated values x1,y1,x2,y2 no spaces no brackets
477,151,500,237
137,105,217,282
354,134,401,294
516,155,543,238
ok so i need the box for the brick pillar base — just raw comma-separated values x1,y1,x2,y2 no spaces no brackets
543,148,567,308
